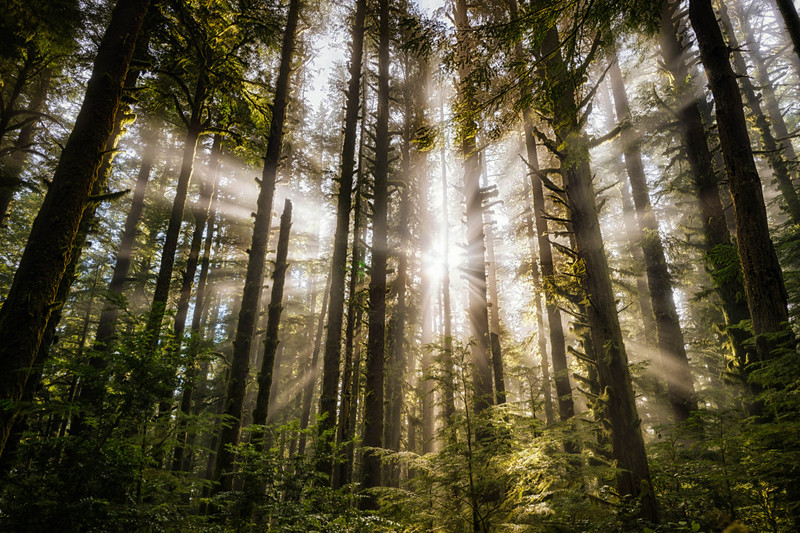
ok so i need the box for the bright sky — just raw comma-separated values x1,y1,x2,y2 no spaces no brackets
305,0,447,110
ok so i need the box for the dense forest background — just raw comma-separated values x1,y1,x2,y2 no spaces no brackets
2,0,800,531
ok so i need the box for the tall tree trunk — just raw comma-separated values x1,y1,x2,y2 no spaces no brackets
0,0,151,461
211,0,300,494
94,126,159,352
509,0,571,424
143,104,205,351
172,136,223,472
297,274,329,456
717,3,800,224
736,0,800,179
171,134,223,356
361,0,390,505
520,143,554,425
251,199,292,448
317,0,366,481
659,0,753,375
774,0,800,69
689,0,794,362
522,113,574,423
539,24,657,521
454,0,494,414
482,154,507,405
335,79,369,486
0,67,51,228
608,52,696,422
439,96,457,429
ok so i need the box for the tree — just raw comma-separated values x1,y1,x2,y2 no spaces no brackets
211,0,301,493
689,0,794,363
316,0,366,482
361,0,391,504
607,49,696,421
0,0,151,461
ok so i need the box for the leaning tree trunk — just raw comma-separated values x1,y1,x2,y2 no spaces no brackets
316,0,366,481
0,0,151,461
717,4,800,224
737,0,800,179
774,0,800,70
172,135,223,472
659,0,753,375
689,0,794,363
539,24,658,521
142,92,205,352
0,67,51,228
361,0,391,506
251,199,292,449
211,0,300,494
608,52,696,422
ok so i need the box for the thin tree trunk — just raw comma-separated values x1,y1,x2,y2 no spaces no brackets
689,0,794,362
0,67,51,228
171,136,223,472
251,199,292,448
454,0,494,415
522,113,574,423
0,0,151,461
482,154,506,405
774,0,800,69
336,91,368,486
520,143,554,424
298,274,330,456
737,0,800,178
440,95,456,429
143,107,204,351
608,52,696,422
171,134,223,355
539,24,657,521
317,0,366,481
211,0,300,494
361,0,390,505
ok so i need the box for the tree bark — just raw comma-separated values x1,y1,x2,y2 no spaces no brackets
317,0,366,481
454,0,494,415
211,0,300,494
658,0,753,375
608,52,696,422
539,24,657,521
774,0,800,69
0,0,151,461
361,0,391,505
0,67,51,228
251,199,292,447
689,0,794,362
172,135,223,472
717,2,800,224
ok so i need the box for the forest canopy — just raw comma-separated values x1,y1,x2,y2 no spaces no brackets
1,0,800,531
